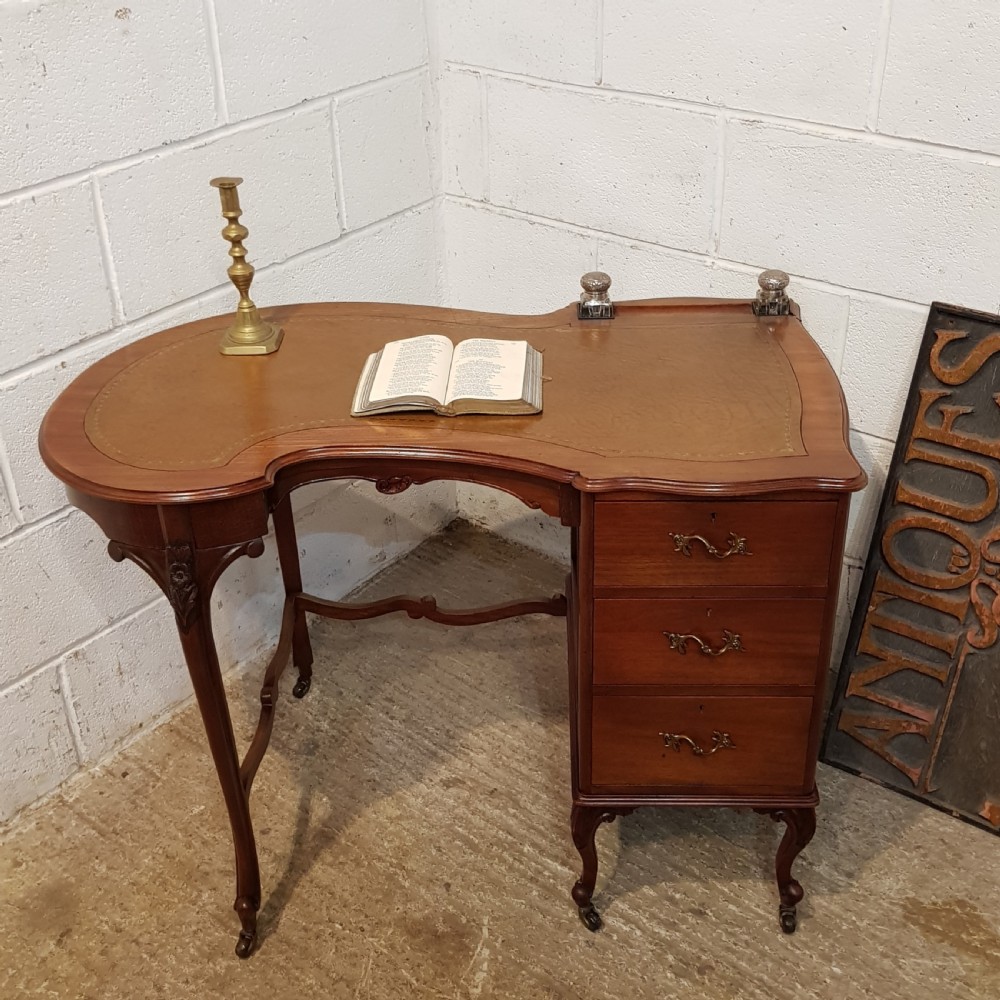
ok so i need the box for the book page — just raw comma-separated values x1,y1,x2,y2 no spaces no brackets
367,334,453,403
444,339,528,404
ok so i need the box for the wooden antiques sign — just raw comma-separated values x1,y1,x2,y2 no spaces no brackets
823,302,1000,834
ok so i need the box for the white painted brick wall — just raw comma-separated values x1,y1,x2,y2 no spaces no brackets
845,432,897,565
215,0,428,122
292,479,455,598
840,297,930,441
1,666,78,815
0,513,157,690
487,78,718,249
335,73,434,230
1,185,114,370
7,1,1000,825
442,200,594,314
59,602,191,765
436,0,597,84
0,4,441,824
0,484,15,536
603,1,881,128
877,3,1000,153
439,69,486,200
0,1,217,189
254,205,438,306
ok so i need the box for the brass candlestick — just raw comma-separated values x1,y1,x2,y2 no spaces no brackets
209,176,283,356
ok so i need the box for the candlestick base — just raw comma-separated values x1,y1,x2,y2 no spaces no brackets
219,321,284,356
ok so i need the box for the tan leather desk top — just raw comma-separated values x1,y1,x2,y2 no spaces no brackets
40,299,864,503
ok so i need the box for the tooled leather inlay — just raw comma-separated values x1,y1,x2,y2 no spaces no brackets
83,315,805,472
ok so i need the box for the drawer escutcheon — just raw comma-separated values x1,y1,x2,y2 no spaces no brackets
664,629,743,657
659,730,735,756
669,531,751,559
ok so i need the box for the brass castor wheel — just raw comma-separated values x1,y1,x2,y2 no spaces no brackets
779,906,797,934
292,676,311,699
235,929,257,958
578,905,603,932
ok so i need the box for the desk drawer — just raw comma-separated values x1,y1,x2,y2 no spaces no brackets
593,500,837,589
591,695,812,792
593,598,825,687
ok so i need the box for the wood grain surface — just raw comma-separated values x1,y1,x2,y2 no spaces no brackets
591,695,814,792
593,498,839,588
39,299,864,504
593,597,826,687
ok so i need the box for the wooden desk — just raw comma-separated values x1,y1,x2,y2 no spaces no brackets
39,297,865,957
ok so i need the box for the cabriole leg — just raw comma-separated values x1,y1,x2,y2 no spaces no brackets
177,593,262,957
570,805,627,931
110,528,267,958
767,806,816,934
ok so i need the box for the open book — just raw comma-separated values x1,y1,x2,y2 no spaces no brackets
351,334,543,417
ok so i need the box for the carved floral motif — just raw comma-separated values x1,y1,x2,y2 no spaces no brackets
166,542,198,631
375,476,413,495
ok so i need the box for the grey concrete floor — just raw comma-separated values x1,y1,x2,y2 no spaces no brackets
1,522,998,998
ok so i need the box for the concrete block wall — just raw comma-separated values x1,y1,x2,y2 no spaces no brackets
436,1,1000,652
0,1,447,824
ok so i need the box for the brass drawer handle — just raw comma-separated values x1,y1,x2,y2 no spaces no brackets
664,629,743,656
669,532,751,559
659,730,735,756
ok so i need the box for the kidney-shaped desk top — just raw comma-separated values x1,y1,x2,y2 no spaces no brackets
41,299,863,503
